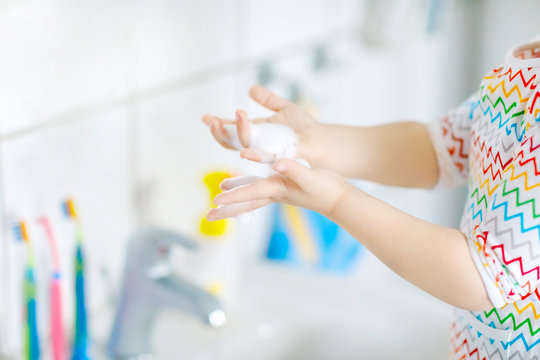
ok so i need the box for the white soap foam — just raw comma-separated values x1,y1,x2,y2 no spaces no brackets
220,123,305,224
222,123,298,163
222,125,244,150
234,211,252,226
249,123,298,162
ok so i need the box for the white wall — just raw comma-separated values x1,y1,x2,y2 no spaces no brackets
476,0,540,79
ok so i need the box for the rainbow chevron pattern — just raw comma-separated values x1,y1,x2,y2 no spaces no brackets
428,39,540,359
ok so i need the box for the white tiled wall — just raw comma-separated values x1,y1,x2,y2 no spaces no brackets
0,1,134,136
476,0,540,76
0,151,8,354
241,0,345,58
3,0,536,358
131,0,241,92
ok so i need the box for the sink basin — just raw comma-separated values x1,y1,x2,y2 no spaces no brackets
92,255,452,359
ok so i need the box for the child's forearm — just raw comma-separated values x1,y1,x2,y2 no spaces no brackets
311,121,439,188
329,183,493,311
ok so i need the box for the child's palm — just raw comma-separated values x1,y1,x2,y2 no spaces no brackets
202,85,320,163
210,159,349,221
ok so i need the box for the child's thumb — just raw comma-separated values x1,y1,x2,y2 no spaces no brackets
273,159,312,186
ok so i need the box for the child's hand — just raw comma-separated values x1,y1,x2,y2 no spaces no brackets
201,85,323,164
206,158,351,221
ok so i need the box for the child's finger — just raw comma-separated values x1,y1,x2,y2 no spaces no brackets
273,159,313,187
220,175,262,191
202,114,235,126
249,115,280,124
214,178,284,205
240,148,263,162
249,85,290,112
202,114,213,126
236,109,251,148
240,148,275,164
215,117,246,149
206,199,272,221
210,118,236,150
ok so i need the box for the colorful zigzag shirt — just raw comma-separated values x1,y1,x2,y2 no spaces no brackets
427,38,540,359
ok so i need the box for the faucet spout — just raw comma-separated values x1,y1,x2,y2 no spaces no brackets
108,228,225,359
153,274,226,327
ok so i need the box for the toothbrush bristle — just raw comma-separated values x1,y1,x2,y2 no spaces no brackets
62,199,78,219
64,199,78,219
61,201,69,217
19,221,29,243
13,224,22,242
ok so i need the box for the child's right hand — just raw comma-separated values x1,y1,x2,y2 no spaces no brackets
201,85,324,164
208,158,352,221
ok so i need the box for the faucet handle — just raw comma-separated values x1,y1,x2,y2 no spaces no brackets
129,228,199,265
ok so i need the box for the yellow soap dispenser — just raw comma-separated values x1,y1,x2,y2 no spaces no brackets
199,171,233,237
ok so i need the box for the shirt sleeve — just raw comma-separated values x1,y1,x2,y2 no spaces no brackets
468,125,540,308
426,93,481,190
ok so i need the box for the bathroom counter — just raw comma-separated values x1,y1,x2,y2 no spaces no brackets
92,254,451,360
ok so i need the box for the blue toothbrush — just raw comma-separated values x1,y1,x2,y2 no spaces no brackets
14,221,40,360
62,199,89,360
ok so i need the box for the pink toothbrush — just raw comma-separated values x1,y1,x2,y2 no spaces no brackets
37,217,67,360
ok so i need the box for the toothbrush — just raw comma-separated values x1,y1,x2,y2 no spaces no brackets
62,199,89,360
14,221,40,360
37,217,67,360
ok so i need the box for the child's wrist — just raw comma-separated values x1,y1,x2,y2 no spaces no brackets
325,181,356,220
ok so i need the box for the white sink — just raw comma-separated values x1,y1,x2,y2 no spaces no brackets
92,256,452,359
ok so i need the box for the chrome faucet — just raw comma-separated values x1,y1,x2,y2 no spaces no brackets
108,228,226,359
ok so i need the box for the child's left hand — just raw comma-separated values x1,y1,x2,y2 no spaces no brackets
206,159,352,221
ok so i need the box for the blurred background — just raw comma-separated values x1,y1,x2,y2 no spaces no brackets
0,0,539,359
